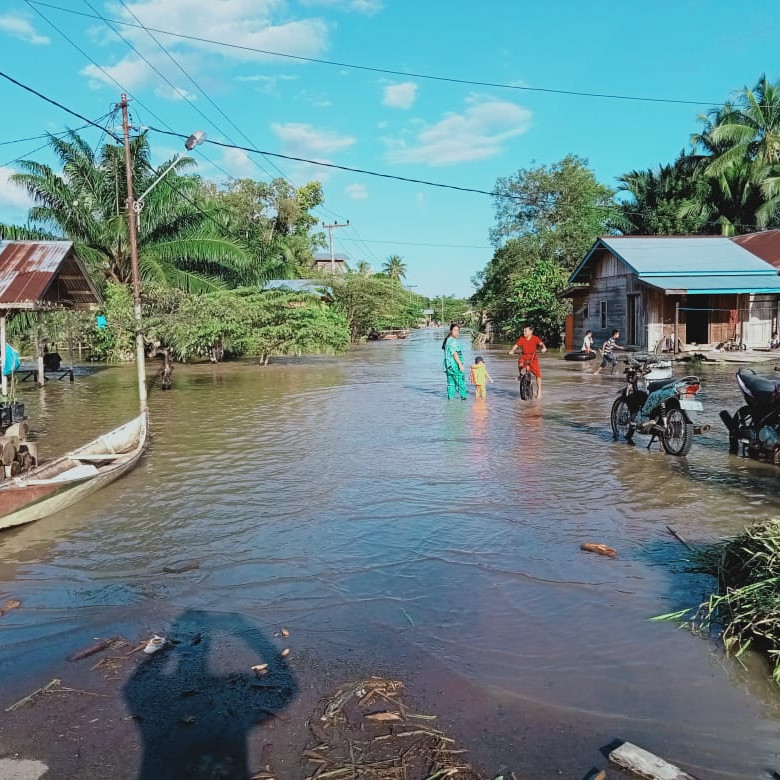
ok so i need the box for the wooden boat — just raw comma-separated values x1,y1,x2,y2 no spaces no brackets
0,413,147,532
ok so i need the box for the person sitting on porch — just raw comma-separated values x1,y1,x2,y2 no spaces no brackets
771,332,780,350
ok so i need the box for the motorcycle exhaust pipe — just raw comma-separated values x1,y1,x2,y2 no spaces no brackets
694,424,711,435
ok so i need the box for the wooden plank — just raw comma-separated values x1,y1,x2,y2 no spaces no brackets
609,742,697,780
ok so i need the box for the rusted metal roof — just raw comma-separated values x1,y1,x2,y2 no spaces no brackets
733,230,780,269
0,241,101,311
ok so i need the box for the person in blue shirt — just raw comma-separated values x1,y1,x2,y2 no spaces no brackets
442,323,468,400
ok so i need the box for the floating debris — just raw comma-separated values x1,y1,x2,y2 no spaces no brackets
0,598,21,617
143,635,167,655
580,543,617,558
252,664,269,677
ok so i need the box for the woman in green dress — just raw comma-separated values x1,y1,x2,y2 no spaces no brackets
442,323,468,400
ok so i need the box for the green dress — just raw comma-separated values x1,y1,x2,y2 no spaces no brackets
443,337,467,400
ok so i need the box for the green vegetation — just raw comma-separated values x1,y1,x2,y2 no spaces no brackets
473,155,616,343
657,519,780,681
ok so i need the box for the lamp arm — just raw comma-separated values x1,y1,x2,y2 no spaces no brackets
135,152,184,207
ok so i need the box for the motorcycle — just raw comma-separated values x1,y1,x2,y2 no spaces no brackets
720,369,780,462
610,358,709,456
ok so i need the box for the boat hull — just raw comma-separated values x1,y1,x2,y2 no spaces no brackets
0,414,147,532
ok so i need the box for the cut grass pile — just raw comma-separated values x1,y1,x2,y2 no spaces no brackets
657,518,780,680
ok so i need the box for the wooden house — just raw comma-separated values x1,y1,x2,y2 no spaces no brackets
313,253,347,273
563,236,780,351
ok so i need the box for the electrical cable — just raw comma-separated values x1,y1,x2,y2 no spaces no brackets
110,0,380,265
0,68,772,233
25,0,719,107
22,0,238,184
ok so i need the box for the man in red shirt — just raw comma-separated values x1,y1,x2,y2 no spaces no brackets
508,325,547,398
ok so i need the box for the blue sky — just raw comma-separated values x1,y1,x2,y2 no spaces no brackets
0,0,778,297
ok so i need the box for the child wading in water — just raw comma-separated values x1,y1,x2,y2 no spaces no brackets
468,356,493,398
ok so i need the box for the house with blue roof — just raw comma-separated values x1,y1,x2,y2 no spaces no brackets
564,236,780,352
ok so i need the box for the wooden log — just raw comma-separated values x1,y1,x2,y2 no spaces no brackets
609,742,697,780
581,542,617,558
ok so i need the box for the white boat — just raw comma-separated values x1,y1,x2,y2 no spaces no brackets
0,413,147,532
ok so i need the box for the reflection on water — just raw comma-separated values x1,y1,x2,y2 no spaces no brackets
3,339,780,776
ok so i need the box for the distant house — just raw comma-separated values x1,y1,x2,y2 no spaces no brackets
313,253,347,273
263,279,332,300
733,229,780,269
563,236,780,351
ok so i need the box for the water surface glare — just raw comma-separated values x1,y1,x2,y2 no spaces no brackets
2,333,780,777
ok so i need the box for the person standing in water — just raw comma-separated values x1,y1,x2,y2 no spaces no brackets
442,323,468,400
468,356,493,399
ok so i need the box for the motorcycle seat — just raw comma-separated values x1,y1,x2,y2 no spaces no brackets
647,378,677,392
737,368,780,401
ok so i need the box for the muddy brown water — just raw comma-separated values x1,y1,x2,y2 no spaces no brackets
2,332,780,778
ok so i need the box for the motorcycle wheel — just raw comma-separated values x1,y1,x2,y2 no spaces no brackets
610,397,632,440
519,371,534,400
662,408,694,456
731,405,752,455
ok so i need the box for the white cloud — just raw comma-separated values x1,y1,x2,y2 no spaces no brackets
345,183,367,200
0,15,50,45
271,123,355,156
0,167,33,210
383,82,417,110
221,148,256,178
300,0,383,14
154,84,197,101
384,94,532,166
81,1,331,93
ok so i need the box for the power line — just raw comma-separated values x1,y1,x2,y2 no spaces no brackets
22,0,237,184
26,0,719,107
109,0,380,265
0,68,771,233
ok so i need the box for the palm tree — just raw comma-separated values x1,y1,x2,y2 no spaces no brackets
382,255,407,281
691,75,780,229
617,153,714,235
9,130,249,292
354,260,372,276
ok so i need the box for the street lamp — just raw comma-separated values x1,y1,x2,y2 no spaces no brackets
120,92,205,409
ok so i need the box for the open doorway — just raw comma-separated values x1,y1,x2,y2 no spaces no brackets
686,295,710,345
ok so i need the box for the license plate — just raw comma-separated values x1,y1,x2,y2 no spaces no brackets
679,398,703,412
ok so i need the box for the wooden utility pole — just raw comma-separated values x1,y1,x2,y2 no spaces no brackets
120,94,148,410
322,220,349,272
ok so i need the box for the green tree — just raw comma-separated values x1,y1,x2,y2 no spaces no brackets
353,260,372,276
202,177,326,282
381,254,407,281
8,130,250,291
617,153,714,235
691,75,780,231
489,154,618,269
330,273,420,341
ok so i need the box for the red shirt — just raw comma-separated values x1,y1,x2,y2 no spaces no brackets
515,334,542,361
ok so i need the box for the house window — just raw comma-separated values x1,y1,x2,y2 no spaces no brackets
600,301,607,329
582,303,589,320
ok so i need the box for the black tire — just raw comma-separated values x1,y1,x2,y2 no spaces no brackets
564,351,596,361
661,408,694,456
519,370,534,400
610,397,632,440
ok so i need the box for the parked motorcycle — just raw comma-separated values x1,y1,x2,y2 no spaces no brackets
610,358,709,456
720,369,780,462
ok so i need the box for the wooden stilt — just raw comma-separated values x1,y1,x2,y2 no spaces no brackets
36,312,44,388
0,313,7,398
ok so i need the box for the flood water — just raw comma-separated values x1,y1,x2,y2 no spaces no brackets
3,332,780,777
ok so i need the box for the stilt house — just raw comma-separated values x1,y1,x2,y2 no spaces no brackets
563,236,780,351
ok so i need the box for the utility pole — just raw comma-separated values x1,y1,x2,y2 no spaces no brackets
322,220,349,272
120,94,148,410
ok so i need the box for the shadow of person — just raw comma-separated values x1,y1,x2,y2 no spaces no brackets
123,609,297,779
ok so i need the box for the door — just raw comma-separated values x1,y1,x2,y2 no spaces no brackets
686,295,710,345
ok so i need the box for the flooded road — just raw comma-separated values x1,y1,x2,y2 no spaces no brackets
2,332,780,777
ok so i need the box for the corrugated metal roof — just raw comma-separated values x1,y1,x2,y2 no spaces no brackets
263,279,331,294
641,274,780,294
0,241,102,310
733,230,780,268
570,236,780,284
